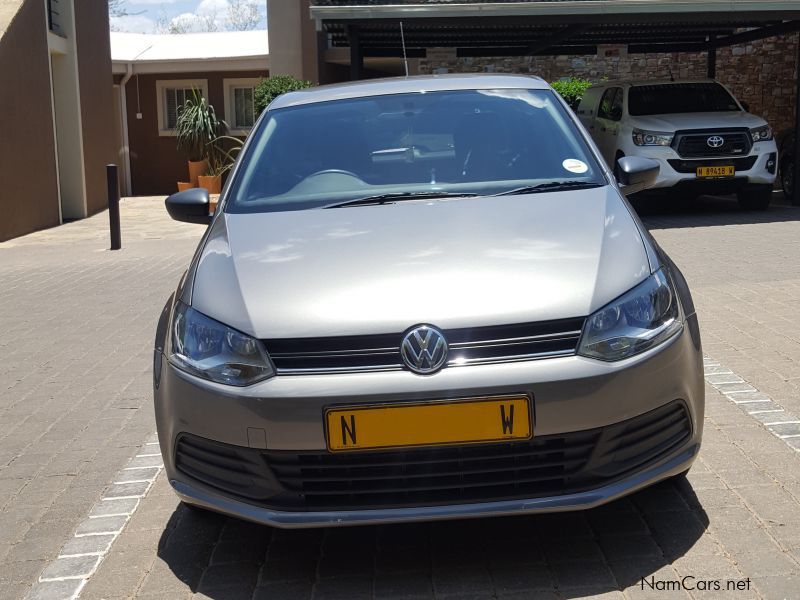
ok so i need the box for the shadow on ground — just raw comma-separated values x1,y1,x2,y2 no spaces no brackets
632,191,800,230
155,476,709,599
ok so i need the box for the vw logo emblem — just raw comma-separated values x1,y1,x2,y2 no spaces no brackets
400,325,448,374
707,135,725,148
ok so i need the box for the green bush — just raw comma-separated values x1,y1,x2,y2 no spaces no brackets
254,75,313,116
550,77,593,110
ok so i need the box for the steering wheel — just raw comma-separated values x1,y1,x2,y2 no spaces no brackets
306,169,361,180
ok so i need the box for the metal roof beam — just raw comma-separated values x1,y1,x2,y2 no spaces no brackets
311,2,800,26
525,23,591,54
707,19,800,48
628,42,709,53
457,45,598,57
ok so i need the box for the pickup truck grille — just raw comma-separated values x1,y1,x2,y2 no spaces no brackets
674,129,752,158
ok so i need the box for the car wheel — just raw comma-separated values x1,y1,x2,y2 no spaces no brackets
782,164,795,199
737,186,772,210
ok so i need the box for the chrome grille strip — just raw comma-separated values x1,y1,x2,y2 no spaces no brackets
449,331,582,350
267,318,585,375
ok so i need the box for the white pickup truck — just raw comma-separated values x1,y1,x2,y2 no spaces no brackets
576,80,778,209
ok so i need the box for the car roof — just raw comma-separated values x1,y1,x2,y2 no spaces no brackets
587,79,720,90
269,73,550,110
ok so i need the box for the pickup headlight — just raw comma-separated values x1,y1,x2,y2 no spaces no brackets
750,125,773,142
169,301,274,386
578,270,682,361
632,128,673,147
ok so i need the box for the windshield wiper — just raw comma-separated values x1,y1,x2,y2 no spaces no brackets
323,191,478,209
493,181,604,196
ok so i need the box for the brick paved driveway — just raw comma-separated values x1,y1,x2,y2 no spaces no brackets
0,200,202,600
3,195,800,599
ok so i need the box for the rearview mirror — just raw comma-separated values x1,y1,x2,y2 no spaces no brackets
740,100,750,113
616,156,660,196
165,188,212,225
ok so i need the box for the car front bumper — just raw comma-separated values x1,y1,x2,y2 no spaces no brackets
617,141,778,190
154,314,704,528
169,442,699,528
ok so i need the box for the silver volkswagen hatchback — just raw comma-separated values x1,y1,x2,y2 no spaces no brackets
155,74,703,527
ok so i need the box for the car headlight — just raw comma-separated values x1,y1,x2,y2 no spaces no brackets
632,128,673,147
169,301,274,385
750,125,773,142
578,269,682,361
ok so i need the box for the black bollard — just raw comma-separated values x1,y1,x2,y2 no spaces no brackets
107,164,121,250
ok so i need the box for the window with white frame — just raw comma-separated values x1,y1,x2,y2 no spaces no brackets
155,80,208,136
224,78,260,134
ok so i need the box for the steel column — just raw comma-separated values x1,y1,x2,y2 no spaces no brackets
349,25,363,80
707,36,717,78
793,33,800,205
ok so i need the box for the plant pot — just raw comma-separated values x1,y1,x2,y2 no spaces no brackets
188,159,209,187
198,175,222,194
177,181,193,192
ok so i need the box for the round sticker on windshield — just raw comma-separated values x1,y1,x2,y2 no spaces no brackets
562,159,589,174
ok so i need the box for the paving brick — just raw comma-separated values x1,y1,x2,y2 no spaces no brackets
431,566,493,597
373,572,433,598
551,560,616,589
253,581,314,600
25,579,84,600
39,554,100,581
58,534,115,557
312,576,373,600
74,514,128,536
752,574,800,599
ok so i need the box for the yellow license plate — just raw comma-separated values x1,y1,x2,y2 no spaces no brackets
325,396,532,452
696,166,734,178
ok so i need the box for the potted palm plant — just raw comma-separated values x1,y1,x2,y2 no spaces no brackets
175,89,227,188
198,135,244,200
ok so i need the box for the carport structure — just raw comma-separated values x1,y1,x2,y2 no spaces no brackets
309,0,800,204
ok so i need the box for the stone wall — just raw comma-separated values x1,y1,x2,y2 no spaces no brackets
416,33,799,134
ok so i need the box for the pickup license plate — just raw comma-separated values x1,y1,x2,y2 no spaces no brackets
325,396,531,452
696,166,734,178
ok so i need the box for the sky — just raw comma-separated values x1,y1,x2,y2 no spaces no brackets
110,0,267,34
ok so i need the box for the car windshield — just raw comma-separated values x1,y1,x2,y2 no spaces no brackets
628,83,741,116
226,88,605,214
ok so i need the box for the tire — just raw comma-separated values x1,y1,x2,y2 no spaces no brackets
781,162,794,199
737,185,772,211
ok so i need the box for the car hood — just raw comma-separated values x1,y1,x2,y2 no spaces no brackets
629,111,766,131
191,187,651,338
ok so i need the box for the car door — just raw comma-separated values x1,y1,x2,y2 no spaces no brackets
594,87,624,166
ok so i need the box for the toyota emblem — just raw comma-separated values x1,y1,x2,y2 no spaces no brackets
400,325,449,374
707,135,725,148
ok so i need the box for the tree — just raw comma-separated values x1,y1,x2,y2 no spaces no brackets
254,75,313,116
228,0,261,31
108,0,142,19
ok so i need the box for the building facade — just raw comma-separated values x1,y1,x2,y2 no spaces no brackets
0,0,116,242
111,31,269,196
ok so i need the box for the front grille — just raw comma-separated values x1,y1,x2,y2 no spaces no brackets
175,400,692,511
265,318,584,375
674,129,752,158
667,155,758,174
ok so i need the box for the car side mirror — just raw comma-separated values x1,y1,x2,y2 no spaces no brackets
740,101,750,113
165,188,212,225
616,156,660,196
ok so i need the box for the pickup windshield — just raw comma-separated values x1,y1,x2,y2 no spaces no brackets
226,88,605,214
628,82,741,116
